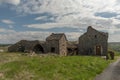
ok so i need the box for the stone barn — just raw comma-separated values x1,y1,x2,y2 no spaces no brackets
8,40,45,53
46,33,67,56
8,33,68,56
78,26,108,56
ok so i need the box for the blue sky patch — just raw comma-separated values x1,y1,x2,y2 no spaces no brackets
95,12,118,18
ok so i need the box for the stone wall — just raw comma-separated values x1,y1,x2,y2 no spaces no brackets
59,35,67,56
46,40,59,54
78,26,108,56
8,40,45,53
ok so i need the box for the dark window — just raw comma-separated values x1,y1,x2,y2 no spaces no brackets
51,47,55,53
18,45,25,52
95,35,97,38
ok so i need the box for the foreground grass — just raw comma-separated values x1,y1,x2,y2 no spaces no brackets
0,53,113,80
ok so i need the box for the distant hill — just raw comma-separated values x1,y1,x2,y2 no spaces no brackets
0,44,11,47
108,42,120,52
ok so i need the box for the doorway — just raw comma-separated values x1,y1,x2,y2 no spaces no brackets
95,45,102,55
51,47,55,53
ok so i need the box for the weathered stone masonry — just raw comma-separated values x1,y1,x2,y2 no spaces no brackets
8,33,67,56
78,26,108,56
8,26,108,56
45,33,67,56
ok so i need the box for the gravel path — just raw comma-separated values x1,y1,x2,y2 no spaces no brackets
94,58,120,80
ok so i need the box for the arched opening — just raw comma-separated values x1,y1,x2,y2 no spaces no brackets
33,44,44,53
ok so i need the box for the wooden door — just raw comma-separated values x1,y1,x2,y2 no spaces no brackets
96,45,101,55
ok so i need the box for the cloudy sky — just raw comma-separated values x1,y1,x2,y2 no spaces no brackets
0,0,120,44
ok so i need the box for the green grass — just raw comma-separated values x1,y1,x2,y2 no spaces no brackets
0,52,114,80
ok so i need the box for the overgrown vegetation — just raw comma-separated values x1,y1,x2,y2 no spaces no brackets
0,43,119,80
0,52,113,80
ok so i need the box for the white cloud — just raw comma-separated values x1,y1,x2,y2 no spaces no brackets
15,0,118,15
1,19,15,25
0,28,6,32
0,28,15,33
0,0,20,5
0,28,82,44
24,22,81,29
35,16,47,20
65,32,82,41
0,27,120,44
0,29,50,44
1,0,119,42
15,0,120,33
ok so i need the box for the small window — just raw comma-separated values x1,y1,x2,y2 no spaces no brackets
95,35,97,38
51,47,55,53
18,45,25,52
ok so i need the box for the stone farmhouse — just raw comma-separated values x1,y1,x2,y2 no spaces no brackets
8,26,108,56
78,26,108,56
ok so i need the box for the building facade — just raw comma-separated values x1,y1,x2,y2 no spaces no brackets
78,26,108,56
45,33,67,56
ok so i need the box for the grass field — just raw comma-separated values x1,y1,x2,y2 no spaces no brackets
0,52,114,80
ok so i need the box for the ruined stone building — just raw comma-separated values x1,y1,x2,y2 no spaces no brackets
45,33,67,56
78,26,108,56
8,26,108,56
8,33,67,56
8,40,45,53
67,41,78,55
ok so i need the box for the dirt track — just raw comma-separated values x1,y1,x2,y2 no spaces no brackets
95,58,120,80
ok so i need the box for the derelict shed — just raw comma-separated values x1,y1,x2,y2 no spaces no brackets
67,41,78,55
8,40,45,53
78,26,108,56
